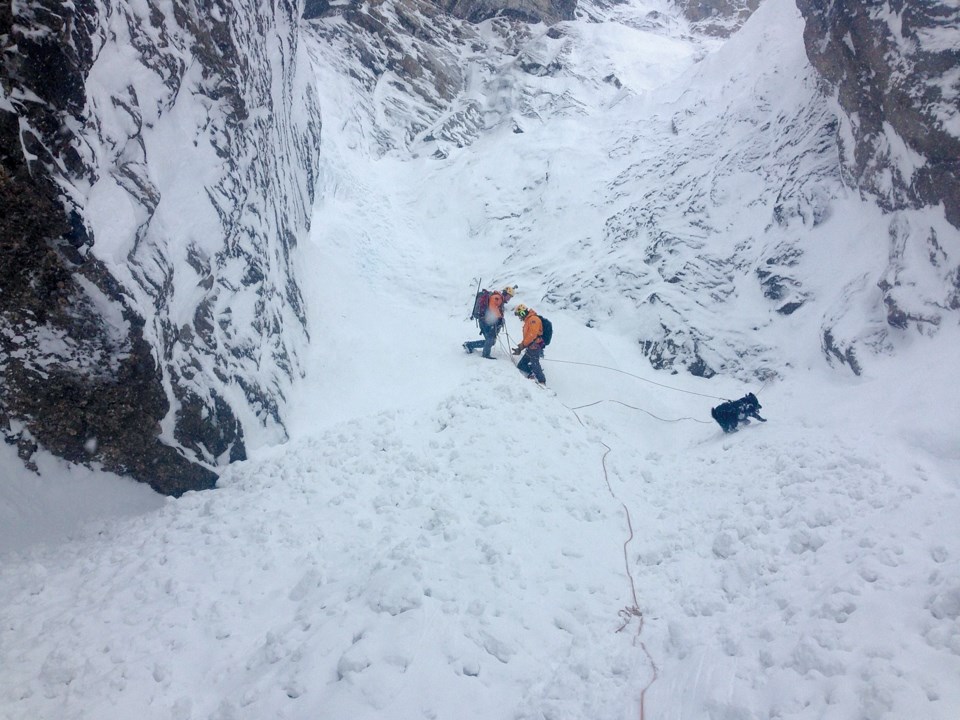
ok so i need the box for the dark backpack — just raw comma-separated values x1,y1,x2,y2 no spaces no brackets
540,315,553,346
471,290,491,320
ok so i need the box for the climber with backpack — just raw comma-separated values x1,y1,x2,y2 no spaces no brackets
511,303,549,385
464,285,516,359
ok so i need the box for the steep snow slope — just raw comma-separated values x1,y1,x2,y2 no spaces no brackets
307,0,959,380
1,0,959,719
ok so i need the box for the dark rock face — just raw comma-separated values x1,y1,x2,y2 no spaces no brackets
797,0,960,228
795,0,960,374
674,0,760,36
1,0,320,494
306,0,576,25
1,0,212,494
0,132,217,495
441,0,577,24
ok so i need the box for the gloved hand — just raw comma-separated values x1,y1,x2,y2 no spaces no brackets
512,346,522,355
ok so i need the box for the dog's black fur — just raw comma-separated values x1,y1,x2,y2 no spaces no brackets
710,393,766,433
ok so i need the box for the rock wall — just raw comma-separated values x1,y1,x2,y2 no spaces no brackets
794,0,960,373
1,0,321,494
796,0,960,227
305,0,576,25
674,0,760,36
441,0,577,24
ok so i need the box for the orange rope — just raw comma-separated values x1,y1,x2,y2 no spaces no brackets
568,411,660,720
571,398,712,425
496,323,663,715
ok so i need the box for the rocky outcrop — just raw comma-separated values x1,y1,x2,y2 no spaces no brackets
1,0,320,494
305,0,576,25
0,119,217,495
796,0,960,228
302,0,583,162
441,0,577,24
304,0,630,160
674,0,760,36
794,0,960,373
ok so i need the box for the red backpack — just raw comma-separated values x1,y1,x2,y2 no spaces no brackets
471,290,491,320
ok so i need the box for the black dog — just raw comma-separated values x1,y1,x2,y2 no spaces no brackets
711,393,767,433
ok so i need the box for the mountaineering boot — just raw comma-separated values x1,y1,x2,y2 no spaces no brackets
463,342,474,354
482,353,495,360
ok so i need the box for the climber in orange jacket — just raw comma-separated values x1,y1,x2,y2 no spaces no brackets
511,304,546,384
464,286,515,358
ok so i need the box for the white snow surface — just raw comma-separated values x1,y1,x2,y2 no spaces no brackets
3,0,960,718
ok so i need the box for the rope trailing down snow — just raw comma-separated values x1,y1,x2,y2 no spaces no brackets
570,399,712,425
567,418,659,720
543,358,728,401
500,325,716,421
